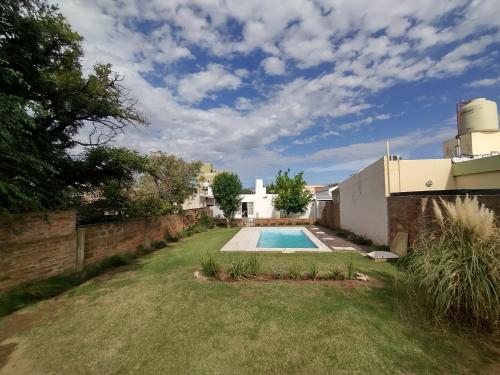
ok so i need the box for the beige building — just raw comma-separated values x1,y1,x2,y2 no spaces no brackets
182,163,221,210
336,98,500,246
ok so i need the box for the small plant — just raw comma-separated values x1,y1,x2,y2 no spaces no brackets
200,253,220,278
329,266,346,280
288,264,301,280
153,240,167,249
246,255,260,277
271,265,286,279
308,263,319,280
228,259,247,279
345,258,355,280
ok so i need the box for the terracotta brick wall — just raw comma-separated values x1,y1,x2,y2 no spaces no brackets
149,214,184,243
387,194,500,248
254,217,314,225
0,211,77,292
318,201,340,229
80,218,147,266
0,209,205,292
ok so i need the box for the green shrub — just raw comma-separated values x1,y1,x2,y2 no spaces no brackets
271,265,286,279
246,255,260,277
288,264,301,280
345,258,355,280
197,213,215,229
404,196,500,331
153,240,167,249
200,253,220,278
329,266,346,280
309,263,319,280
166,234,179,242
228,259,247,279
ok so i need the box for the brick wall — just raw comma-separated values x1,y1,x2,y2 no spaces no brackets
318,201,340,229
254,217,314,225
0,209,206,292
387,194,500,248
0,211,77,292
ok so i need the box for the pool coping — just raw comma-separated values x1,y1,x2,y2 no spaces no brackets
220,226,331,253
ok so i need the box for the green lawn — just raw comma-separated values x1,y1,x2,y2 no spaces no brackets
1,228,498,374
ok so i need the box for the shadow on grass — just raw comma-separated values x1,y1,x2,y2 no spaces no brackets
0,251,148,318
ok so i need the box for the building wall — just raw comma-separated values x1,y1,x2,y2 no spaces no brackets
339,158,389,245
0,211,77,292
387,158,456,193
318,201,340,229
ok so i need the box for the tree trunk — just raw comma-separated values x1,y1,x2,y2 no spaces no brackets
226,218,231,229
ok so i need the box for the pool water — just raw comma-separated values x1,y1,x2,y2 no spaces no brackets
257,229,318,248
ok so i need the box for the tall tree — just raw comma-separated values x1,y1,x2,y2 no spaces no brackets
272,170,314,217
0,0,148,214
133,153,202,215
212,172,242,228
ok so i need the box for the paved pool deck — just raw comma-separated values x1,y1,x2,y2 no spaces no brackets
221,227,331,253
220,225,364,253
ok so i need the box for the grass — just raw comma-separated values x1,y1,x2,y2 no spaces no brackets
1,228,498,374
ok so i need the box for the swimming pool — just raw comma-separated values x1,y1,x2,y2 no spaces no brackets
257,229,318,248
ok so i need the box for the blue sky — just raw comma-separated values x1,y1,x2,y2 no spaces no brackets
56,0,500,187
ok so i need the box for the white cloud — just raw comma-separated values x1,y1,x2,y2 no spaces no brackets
261,57,286,75
293,130,339,145
177,64,241,103
52,0,500,184
465,77,500,88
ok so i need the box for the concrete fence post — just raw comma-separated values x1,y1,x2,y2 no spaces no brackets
76,227,86,271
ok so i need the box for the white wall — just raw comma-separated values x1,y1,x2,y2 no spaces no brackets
214,178,314,219
339,158,388,245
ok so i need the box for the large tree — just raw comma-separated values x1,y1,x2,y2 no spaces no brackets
133,153,202,215
272,170,314,217
0,0,148,214
212,172,242,228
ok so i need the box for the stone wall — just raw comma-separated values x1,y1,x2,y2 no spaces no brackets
0,209,205,292
318,201,340,229
0,211,77,292
387,194,500,248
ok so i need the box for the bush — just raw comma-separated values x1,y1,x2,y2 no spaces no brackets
198,213,215,229
228,259,247,279
329,266,346,280
404,196,499,331
271,265,286,279
309,263,319,280
200,253,220,278
345,258,355,280
288,264,301,280
246,255,260,276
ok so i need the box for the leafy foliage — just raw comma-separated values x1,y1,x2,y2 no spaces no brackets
212,172,242,228
0,0,147,214
271,170,313,216
404,196,500,331
200,253,220,278
133,153,202,215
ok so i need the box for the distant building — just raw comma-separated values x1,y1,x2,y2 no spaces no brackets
182,163,221,210
212,179,333,220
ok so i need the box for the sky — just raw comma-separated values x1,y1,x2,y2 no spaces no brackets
54,0,500,187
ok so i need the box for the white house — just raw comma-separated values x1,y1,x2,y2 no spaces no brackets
212,178,319,220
